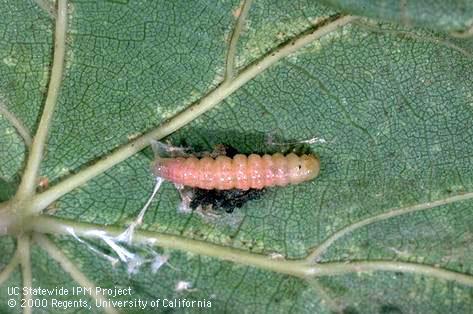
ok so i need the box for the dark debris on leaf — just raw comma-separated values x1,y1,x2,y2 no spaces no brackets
189,188,265,213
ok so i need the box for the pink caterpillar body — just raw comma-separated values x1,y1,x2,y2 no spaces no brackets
152,153,320,190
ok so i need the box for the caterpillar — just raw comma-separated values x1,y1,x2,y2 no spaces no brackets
152,152,320,190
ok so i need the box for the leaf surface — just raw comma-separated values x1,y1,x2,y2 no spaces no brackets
0,1,473,313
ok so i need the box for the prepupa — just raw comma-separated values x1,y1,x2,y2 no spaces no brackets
152,152,320,190
119,141,321,244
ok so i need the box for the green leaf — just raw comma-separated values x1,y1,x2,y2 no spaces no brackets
319,0,473,32
1,0,473,313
